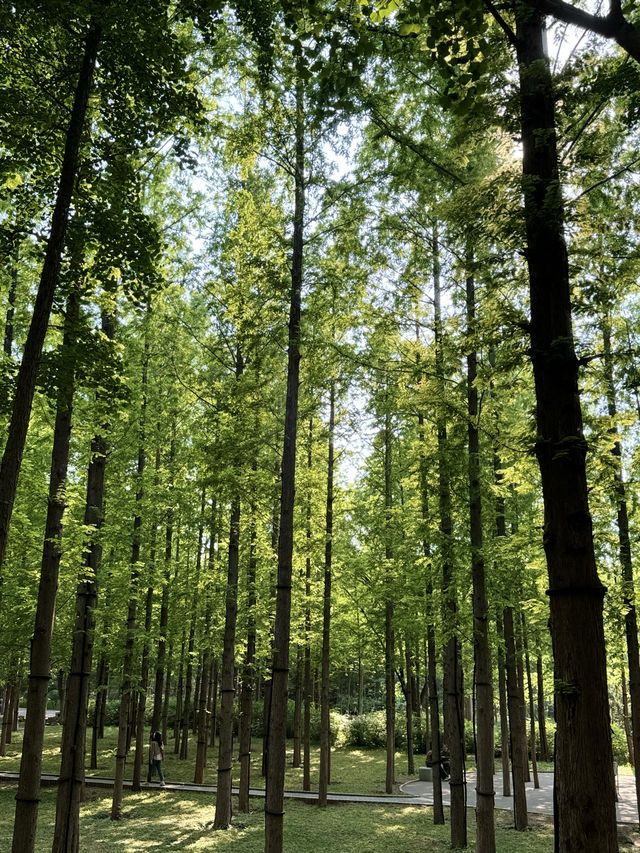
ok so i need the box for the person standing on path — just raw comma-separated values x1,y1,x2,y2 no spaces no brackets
149,731,165,786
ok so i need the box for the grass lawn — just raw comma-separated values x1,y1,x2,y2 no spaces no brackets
0,727,419,796
0,783,556,852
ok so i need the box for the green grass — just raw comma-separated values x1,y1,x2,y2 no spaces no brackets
0,784,555,852
0,727,417,796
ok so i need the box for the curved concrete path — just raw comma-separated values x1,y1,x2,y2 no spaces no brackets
400,770,638,826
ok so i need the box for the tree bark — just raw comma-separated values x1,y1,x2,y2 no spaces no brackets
515,7,617,848
521,615,540,789
292,647,302,769
0,20,100,624
496,614,511,798
52,310,112,851
466,265,495,851
194,502,216,785
302,419,313,793
383,406,395,796
433,224,466,847
504,606,528,830
181,510,205,762
318,382,335,806
418,405,444,824
601,313,640,810
152,432,175,733
12,286,80,853
264,43,305,853
239,487,258,811
403,640,415,776
111,339,148,821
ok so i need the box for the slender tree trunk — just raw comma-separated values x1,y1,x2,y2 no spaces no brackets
152,433,175,733
514,622,530,783
318,383,335,806
466,265,495,852
292,647,302,768
213,495,241,828
0,677,15,756
194,503,216,785
404,641,415,775
90,657,107,770
52,310,112,850
302,419,313,792
602,315,640,811
514,7,617,849
214,345,244,829
161,649,171,747
521,615,539,789
433,225,465,847
418,386,443,824
496,615,511,798
210,660,218,750
0,21,100,627
621,664,633,765
536,652,549,762
12,287,80,853
182,511,205,762
383,407,395,796
111,340,148,821
504,607,528,830
174,634,185,753
132,585,153,791
264,45,305,853
239,488,258,811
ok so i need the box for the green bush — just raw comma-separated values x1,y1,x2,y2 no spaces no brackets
611,723,629,764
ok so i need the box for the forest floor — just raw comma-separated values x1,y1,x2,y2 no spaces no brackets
0,728,636,850
0,782,558,852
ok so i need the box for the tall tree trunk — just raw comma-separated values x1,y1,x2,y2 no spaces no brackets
0,675,16,756
213,495,241,828
0,21,100,623
514,7,617,848
111,338,148,821
318,382,335,806
521,615,540,789
174,633,185,753
514,620,530,783
12,286,80,853
417,342,444,825
132,585,153,791
496,614,511,798
404,640,415,776
181,504,205,761
194,503,216,785
466,265,495,852
292,647,302,769
536,652,549,762
152,431,175,733
264,44,305,853
503,607,528,830
239,487,258,811
602,314,640,812
621,664,633,765
383,406,395,796
433,224,465,847
214,344,244,829
302,419,313,793
90,657,106,770
53,310,112,851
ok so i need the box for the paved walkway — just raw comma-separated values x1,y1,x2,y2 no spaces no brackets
1,770,637,825
401,770,639,826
